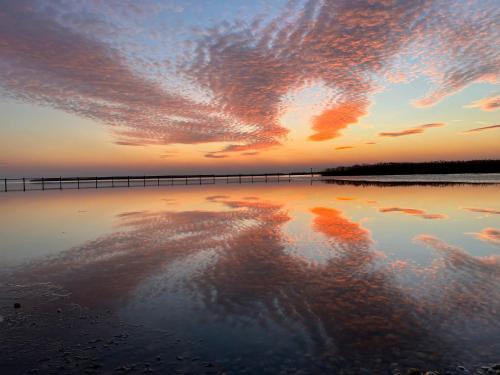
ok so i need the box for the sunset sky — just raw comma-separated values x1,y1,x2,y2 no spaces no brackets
0,0,499,177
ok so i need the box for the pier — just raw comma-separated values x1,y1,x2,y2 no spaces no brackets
1,171,320,192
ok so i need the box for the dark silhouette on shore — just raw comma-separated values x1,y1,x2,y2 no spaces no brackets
322,159,500,176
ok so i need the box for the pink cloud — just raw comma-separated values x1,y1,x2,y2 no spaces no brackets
204,152,228,159
465,94,500,111
467,228,500,246
0,0,498,154
159,151,178,159
379,123,444,137
463,124,500,133
185,1,433,145
0,1,263,152
463,207,500,215
412,2,499,108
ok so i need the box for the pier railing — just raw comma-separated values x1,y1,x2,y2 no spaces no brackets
1,172,319,192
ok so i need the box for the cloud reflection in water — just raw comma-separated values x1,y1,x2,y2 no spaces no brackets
10,193,500,367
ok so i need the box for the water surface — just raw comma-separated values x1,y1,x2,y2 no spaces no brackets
1,181,499,374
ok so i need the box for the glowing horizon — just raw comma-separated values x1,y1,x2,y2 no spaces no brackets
0,0,499,177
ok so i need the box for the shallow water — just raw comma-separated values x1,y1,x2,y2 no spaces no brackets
1,181,499,374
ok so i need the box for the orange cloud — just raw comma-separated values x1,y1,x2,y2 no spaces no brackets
379,123,444,137
335,146,355,150
309,101,367,141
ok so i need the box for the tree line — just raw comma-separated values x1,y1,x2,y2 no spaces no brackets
321,160,500,176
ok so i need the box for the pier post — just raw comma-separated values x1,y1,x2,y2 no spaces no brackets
239,175,241,184
277,174,280,183
213,175,215,184
59,177,62,190
144,176,146,187
23,177,26,191
226,175,229,183
4,178,6,192
112,177,114,188
127,176,130,187
42,177,45,190
251,175,253,183
265,174,267,183
96,177,98,188
158,177,160,186
77,177,80,189
185,176,188,185
289,172,291,182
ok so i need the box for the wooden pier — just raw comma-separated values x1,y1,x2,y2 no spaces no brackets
1,171,320,192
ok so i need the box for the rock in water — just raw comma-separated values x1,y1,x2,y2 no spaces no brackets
14,302,21,309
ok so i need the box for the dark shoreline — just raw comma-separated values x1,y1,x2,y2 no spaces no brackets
322,160,500,176
322,177,500,187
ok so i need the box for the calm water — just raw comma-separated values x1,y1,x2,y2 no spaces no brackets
1,180,499,374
